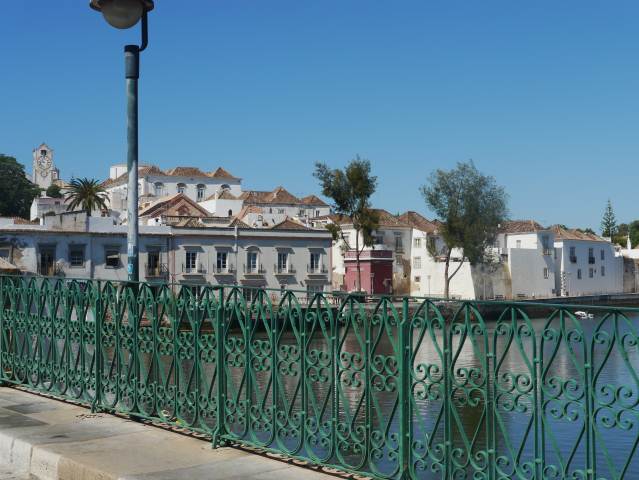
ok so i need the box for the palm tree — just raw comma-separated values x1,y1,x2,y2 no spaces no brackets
65,178,109,216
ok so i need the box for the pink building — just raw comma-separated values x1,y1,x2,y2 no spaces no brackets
344,249,393,294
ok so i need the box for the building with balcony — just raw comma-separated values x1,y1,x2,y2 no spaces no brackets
551,225,623,296
0,211,332,298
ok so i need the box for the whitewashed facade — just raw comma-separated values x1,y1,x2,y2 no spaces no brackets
0,213,332,296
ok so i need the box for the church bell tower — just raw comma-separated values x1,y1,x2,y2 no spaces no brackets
32,143,59,189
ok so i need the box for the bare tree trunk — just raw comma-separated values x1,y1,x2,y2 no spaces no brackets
355,228,361,292
444,249,451,299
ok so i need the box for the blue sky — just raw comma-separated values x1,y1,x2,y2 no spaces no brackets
1,1,637,230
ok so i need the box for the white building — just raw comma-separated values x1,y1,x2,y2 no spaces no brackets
0,211,332,297
551,225,623,297
103,165,243,212
495,220,556,299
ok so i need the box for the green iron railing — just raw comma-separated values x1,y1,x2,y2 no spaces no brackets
1,275,638,479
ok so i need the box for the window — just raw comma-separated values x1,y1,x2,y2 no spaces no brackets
543,267,549,279
413,256,422,269
277,208,285,214
277,252,288,272
310,252,321,272
414,276,421,283
601,249,605,261
147,250,160,275
588,247,595,263
577,269,582,279
154,182,164,197
185,251,197,271
516,240,522,248
570,246,577,263
395,234,403,252
315,210,320,217
589,268,594,278
307,284,324,295
40,149,47,156
69,245,85,267
414,238,422,248
216,252,228,271
0,248,9,260
196,184,206,201
247,251,258,272
541,235,549,249
601,265,605,277
105,247,120,268
228,209,233,217
177,183,186,194
374,234,384,245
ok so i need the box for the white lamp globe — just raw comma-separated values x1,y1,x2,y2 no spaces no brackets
95,0,145,29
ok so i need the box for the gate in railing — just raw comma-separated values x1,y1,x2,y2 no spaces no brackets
1,275,638,479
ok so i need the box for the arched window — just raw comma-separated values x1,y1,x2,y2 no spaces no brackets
220,184,230,191
196,184,206,201
177,183,186,194
228,209,233,217
154,182,164,197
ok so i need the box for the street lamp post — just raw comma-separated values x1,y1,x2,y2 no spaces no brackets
90,0,154,282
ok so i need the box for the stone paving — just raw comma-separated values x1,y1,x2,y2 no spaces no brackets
0,387,356,480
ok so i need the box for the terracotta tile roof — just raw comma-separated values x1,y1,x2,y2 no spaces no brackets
204,189,239,201
165,166,208,177
240,187,298,205
102,165,167,188
208,167,239,180
550,225,607,242
398,211,438,233
228,217,251,228
138,193,211,218
300,195,328,206
270,217,310,230
318,209,410,228
497,220,545,233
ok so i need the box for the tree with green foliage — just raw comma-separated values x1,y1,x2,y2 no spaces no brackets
314,156,379,292
0,154,42,219
613,221,639,248
421,161,508,299
65,178,109,216
601,199,617,238
45,184,63,198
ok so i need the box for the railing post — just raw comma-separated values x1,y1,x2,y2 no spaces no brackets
0,276,6,386
398,297,411,479
212,286,227,447
92,281,103,412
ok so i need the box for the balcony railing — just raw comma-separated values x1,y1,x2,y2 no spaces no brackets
307,264,328,275
542,248,553,256
145,263,168,278
182,263,206,275
37,264,63,277
2,274,637,480
214,265,235,274
274,264,296,275
243,264,265,275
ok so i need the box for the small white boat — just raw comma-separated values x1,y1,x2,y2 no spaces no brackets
574,310,594,319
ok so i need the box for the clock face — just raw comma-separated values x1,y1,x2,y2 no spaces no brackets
38,155,51,170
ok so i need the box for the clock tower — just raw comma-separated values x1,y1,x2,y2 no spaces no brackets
32,143,60,189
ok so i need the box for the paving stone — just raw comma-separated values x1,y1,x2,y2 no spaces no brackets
0,387,351,480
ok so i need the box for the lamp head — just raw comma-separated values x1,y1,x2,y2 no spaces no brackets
90,0,154,29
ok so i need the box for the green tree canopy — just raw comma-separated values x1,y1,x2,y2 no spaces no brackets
45,184,63,198
0,154,42,219
65,178,109,217
421,161,508,298
314,156,379,292
601,199,617,237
